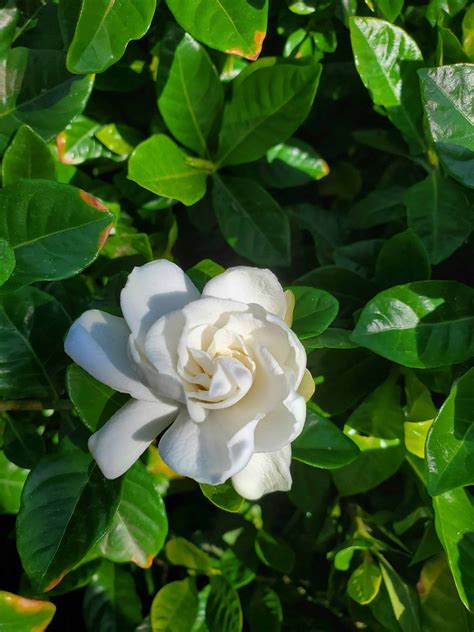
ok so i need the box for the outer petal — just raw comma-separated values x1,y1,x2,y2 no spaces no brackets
202,267,287,319
88,398,179,479
232,446,292,500
121,260,200,342
65,309,156,401
254,390,306,452
158,410,260,485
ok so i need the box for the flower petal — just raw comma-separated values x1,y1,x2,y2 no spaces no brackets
202,267,287,319
88,398,179,479
232,446,292,500
158,410,259,485
65,309,156,401
121,260,200,342
254,390,306,452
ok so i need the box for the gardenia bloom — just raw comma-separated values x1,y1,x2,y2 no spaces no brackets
64,261,314,500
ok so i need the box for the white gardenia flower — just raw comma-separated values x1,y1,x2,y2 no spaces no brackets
64,261,314,500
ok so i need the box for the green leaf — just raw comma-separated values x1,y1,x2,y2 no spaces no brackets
406,172,474,265
158,33,224,156
56,115,107,165
419,554,472,632
349,18,424,150
302,328,358,350
17,442,122,592
374,0,404,21
348,186,406,229
0,239,15,286
426,367,474,495
219,548,256,589
165,0,268,60
351,281,474,368
213,176,290,266
128,134,208,206
292,408,360,469
0,179,113,289
248,587,282,632
419,64,474,188
463,5,474,60
151,578,199,632
378,556,422,632
0,590,55,632
66,364,128,432
217,57,321,166
95,124,142,155
266,139,329,183
186,259,225,293
3,418,45,470
2,125,55,185
200,481,244,513
0,450,28,514
0,287,70,399
255,530,295,574
99,461,168,568
205,576,242,632
83,561,142,632
347,558,382,605
166,537,215,574
433,488,474,611
0,48,93,146
334,540,372,571
375,229,431,289
404,420,433,459
0,5,18,53
66,0,156,74
288,286,339,338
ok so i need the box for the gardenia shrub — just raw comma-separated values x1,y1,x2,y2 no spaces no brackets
0,0,473,631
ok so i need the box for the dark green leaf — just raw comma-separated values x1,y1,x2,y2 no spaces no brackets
378,556,422,632
0,450,28,514
352,281,474,368
248,587,282,632
375,229,431,288
17,442,122,592
0,5,18,53
288,286,339,338
426,367,474,495
217,58,321,166
67,0,156,74
255,530,295,574
0,180,113,289
2,125,55,184
303,328,358,350
56,115,107,165
0,239,15,286
3,418,45,470
150,578,198,632
212,176,290,266
205,576,242,632
186,259,225,293
348,186,407,229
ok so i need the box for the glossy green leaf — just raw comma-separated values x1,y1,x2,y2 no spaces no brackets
0,287,70,399
419,64,474,188
426,367,474,495
406,172,474,264
0,450,28,514
158,33,224,156
463,5,474,60
404,420,433,459
349,18,424,150
205,576,242,632
2,125,55,185
288,286,339,338
200,481,244,513
0,179,113,289
292,408,360,469
17,443,122,592
0,590,55,632
217,57,321,166
302,328,358,350
3,418,45,470
83,561,142,632
255,530,295,574
151,578,199,632
95,124,142,155
375,229,431,288
99,461,168,568
374,0,404,21
433,487,474,611
248,587,282,632
67,0,156,74
334,540,372,571
266,139,329,183
128,134,208,206
212,176,290,266
0,48,93,146
166,537,215,574
186,259,225,293
352,281,474,368
347,559,382,605
56,115,107,165
66,364,128,432
378,556,422,632
165,0,268,60
0,239,15,286
0,5,18,53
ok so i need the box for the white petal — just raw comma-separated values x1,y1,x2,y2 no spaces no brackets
65,309,156,401
88,398,179,479
254,390,306,452
203,267,287,318
232,446,292,500
158,410,259,485
121,260,200,342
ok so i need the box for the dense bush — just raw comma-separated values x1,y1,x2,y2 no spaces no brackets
0,0,473,630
